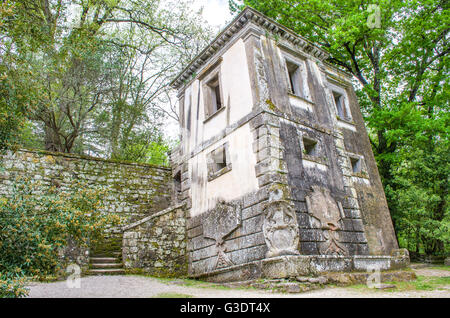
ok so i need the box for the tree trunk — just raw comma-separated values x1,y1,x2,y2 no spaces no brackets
44,126,63,152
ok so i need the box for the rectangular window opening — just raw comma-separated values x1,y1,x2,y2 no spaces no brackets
207,75,222,114
350,157,362,173
333,91,345,118
286,60,300,96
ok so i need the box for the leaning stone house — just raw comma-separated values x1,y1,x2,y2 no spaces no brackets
168,7,408,281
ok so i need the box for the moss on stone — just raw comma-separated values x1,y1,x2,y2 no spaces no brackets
266,99,279,112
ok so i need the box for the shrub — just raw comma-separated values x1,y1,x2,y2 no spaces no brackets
0,272,28,298
0,178,122,297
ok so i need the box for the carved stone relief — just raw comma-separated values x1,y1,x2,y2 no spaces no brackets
305,186,348,256
203,200,242,270
263,200,300,258
254,46,270,104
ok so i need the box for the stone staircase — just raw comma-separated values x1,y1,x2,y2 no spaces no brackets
87,233,125,275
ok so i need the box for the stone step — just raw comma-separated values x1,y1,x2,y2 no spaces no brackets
90,251,122,257
90,257,121,263
92,246,122,251
90,263,123,269
91,248,122,254
86,269,125,275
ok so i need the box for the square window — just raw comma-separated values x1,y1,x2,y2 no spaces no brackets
303,137,318,156
207,143,231,181
211,146,227,172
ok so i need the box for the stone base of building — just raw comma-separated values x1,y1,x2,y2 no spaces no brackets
190,254,410,283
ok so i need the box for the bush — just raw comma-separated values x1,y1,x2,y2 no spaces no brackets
0,178,122,297
0,272,28,298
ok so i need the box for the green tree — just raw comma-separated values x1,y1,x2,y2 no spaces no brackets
1,0,212,155
0,2,36,151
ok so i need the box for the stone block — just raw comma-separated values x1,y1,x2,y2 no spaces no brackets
353,256,391,271
187,225,202,239
351,219,365,232
262,256,311,278
241,215,263,236
309,256,353,273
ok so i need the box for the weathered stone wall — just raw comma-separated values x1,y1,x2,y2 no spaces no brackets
122,205,187,277
187,190,269,277
172,8,402,281
0,149,172,223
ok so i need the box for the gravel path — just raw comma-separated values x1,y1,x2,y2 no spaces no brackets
26,268,450,298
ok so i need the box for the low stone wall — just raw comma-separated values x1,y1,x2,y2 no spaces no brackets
122,205,188,277
0,149,172,223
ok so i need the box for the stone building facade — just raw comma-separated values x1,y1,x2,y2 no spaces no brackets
170,7,407,281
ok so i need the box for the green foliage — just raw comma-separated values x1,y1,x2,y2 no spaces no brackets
0,76,28,151
0,2,34,151
0,178,122,297
0,272,28,298
385,109,449,255
235,0,449,255
110,129,175,166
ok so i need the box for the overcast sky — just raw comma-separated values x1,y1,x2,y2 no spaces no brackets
193,0,235,28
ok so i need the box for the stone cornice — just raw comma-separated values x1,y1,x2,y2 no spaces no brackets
170,7,330,90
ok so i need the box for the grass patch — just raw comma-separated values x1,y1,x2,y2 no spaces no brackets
349,275,450,292
153,292,193,298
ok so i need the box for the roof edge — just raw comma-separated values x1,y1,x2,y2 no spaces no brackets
170,7,330,90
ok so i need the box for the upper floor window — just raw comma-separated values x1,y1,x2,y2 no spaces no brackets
332,91,349,119
328,83,352,122
283,55,311,101
200,58,224,121
206,75,222,114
